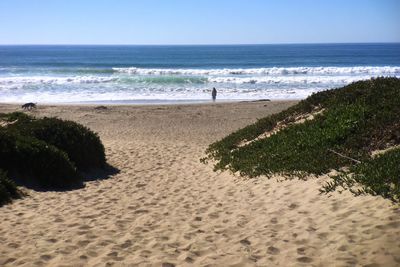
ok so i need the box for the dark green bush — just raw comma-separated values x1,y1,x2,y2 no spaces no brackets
0,169,20,206
0,129,82,189
0,111,32,122
5,114,106,170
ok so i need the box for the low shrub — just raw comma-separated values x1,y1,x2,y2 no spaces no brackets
203,77,400,201
322,148,400,202
0,129,82,189
0,111,31,122
0,169,20,206
4,113,106,170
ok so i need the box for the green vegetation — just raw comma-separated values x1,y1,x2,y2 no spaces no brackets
322,148,400,202
0,113,107,202
0,170,20,205
203,77,400,202
5,114,106,169
0,128,81,189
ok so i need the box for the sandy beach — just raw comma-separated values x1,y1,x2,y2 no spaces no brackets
0,101,399,267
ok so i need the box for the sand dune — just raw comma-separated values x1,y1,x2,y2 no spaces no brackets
0,101,399,266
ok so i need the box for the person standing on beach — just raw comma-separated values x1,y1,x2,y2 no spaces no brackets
212,87,217,101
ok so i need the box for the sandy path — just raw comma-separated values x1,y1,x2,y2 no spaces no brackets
0,102,399,267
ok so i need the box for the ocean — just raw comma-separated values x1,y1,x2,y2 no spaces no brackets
0,43,399,104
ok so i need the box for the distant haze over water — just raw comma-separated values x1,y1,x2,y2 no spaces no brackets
0,44,399,103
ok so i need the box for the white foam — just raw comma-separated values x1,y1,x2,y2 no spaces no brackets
207,75,381,84
1,66,399,103
0,76,117,85
113,66,400,76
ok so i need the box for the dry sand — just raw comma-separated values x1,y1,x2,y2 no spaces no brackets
0,101,399,267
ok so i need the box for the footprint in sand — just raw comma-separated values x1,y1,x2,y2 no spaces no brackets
7,242,19,248
297,247,306,255
297,256,313,263
208,212,219,219
267,246,280,255
119,240,133,249
77,240,91,247
240,238,251,246
270,217,278,224
2,258,17,265
40,254,52,261
133,209,149,214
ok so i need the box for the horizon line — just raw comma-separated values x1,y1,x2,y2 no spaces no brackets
0,41,399,46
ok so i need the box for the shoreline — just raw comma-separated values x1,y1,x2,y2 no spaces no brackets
0,98,284,107
0,100,292,116
1,100,399,266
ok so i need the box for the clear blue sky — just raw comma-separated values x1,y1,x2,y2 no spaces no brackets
0,0,399,45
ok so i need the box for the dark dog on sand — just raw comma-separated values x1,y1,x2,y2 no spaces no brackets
21,102,37,110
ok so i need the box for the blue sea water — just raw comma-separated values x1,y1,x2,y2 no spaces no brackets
0,43,399,103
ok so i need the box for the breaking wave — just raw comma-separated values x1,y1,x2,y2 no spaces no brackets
1,74,398,87
113,66,400,76
1,66,399,103
0,76,118,85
